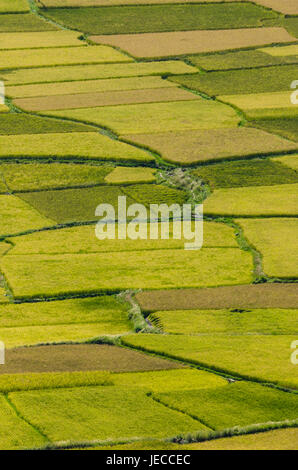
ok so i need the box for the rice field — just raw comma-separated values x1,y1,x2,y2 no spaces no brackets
0,0,29,13
0,194,54,237
0,0,297,451
2,61,197,85
0,296,132,348
122,334,298,389
123,128,298,164
0,46,131,70
15,87,199,112
8,386,203,443
156,382,298,430
0,132,153,163
46,99,240,134
150,308,298,335
204,183,298,217
236,218,298,279
6,76,178,99
7,220,237,256
136,284,298,311
192,158,298,188
91,28,295,58
16,183,186,223
0,162,113,191
0,31,82,50
43,3,278,35
170,64,298,96
188,49,298,72
2,248,253,299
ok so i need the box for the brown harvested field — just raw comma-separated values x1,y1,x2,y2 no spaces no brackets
253,0,298,15
14,88,199,112
122,128,298,165
90,28,296,58
136,284,298,312
0,344,184,374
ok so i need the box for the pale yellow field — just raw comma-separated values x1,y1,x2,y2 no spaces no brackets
104,167,156,184
0,31,82,50
6,76,178,99
253,0,298,15
236,218,298,278
0,46,131,71
90,27,296,57
204,183,298,217
219,91,297,110
259,45,298,57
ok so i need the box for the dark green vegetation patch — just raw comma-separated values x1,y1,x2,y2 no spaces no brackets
248,118,298,142
42,3,278,35
193,158,298,188
0,13,58,32
170,65,297,96
188,49,298,72
17,184,186,223
0,114,95,135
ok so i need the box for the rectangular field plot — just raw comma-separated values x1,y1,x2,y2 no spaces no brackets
122,334,298,389
192,158,298,188
0,13,58,32
260,45,298,57
188,49,298,72
1,162,112,191
104,167,156,184
150,308,298,335
8,220,238,256
17,184,186,223
9,386,204,443
43,3,277,35
0,132,153,163
219,91,298,119
0,395,47,450
123,128,298,165
171,65,298,96
6,76,178,99
0,296,132,348
2,248,253,298
0,114,95,135
112,369,226,393
47,99,240,135
91,28,295,58
156,382,298,430
248,118,298,142
236,218,298,279
0,194,54,237
136,284,298,311
15,87,199,112
0,344,182,373
0,31,82,50
0,0,29,13
2,61,197,85
0,46,131,70
204,183,298,217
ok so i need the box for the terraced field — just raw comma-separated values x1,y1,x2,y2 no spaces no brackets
0,0,297,452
